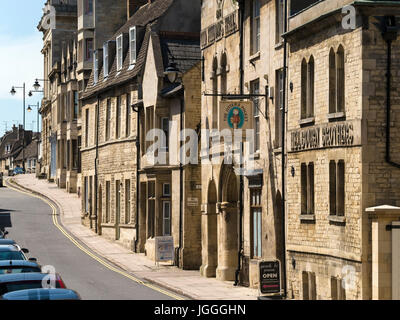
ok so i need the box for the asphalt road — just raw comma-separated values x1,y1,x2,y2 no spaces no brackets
0,184,176,300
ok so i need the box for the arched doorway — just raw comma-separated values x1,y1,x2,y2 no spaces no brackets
201,180,218,277
217,165,239,281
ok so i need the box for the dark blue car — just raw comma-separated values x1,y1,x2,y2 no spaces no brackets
0,260,41,275
1,288,80,300
12,167,24,175
0,272,67,295
0,245,28,261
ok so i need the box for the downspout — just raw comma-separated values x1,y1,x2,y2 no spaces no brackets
94,94,100,234
178,96,184,267
280,0,288,299
134,82,143,253
382,16,400,169
234,0,245,287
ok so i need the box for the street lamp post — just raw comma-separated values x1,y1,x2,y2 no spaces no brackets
10,83,26,172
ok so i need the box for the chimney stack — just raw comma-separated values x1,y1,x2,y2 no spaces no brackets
127,0,148,20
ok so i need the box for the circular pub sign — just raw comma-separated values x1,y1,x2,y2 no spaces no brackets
220,101,252,131
227,106,245,129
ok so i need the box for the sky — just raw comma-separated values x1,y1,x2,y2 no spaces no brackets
0,0,44,137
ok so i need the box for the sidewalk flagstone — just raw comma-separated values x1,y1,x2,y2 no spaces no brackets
10,174,259,300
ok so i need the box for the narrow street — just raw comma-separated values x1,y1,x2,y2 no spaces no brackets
0,184,177,300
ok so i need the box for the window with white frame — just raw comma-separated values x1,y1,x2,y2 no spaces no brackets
251,79,260,152
163,201,171,236
161,117,169,151
129,27,137,65
250,188,262,258
103,43,109,77
163,183,171,197
116,35,123,71
251,0,261,54
93,50,98,84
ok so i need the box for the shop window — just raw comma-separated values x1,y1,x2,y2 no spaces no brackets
250,188,262,258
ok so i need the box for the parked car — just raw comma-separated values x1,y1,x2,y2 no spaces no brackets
1,288,80,300
12,167,24,175
0,245,28,261
0,273,67,295
0,239,15,245
0,260,41,275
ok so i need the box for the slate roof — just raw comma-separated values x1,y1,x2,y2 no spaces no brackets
15,140,38,161
82,0,175,99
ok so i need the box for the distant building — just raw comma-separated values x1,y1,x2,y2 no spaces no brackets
0,125,33,175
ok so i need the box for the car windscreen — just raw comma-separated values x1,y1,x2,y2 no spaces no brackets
0,267,41,274
0,281,61,295
0,251,25,261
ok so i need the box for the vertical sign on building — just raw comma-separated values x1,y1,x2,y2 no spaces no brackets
259,260,281,295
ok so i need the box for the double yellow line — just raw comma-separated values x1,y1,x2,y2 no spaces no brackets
5,179,184,300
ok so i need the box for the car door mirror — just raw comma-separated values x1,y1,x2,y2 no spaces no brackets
28,258,37,262
21,248,29,254
4,231,8,236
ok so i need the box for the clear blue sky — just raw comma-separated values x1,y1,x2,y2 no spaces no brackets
0,0,44,137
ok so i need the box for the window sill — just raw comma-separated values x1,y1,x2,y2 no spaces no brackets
328,215,346,225
273,147,282,154
327,112,346,121
300,214,316,223
249,51,260,63
299,117,315,127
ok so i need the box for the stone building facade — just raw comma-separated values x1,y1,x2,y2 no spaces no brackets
38,0,78,186
285,0,400,300
200,0,286,286
80,0,202,267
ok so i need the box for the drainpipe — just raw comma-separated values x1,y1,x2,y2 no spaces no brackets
234,0,245,287
94,94,100,234
134,105,141,252
382,16,400,169
177,96,184,267
280,0,288,300
134,82,143,253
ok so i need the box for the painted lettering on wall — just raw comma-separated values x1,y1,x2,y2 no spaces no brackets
291,122,354,152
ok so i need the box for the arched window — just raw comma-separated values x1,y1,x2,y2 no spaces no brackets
300,56,314,119
301,59,307,119
329,45,345,114
329,48,336,114
307,56,315,118
336,45,345,113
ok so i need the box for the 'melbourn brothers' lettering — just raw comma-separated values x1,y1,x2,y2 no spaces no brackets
291,122,354,152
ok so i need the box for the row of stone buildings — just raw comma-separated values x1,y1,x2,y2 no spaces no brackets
37,0,400,299
0,125,39,175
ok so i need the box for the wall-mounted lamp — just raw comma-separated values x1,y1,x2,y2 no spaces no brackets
291,166,295,177
291,257,296,270
290,82,294,93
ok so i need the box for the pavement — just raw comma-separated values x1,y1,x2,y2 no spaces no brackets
9,174,259,300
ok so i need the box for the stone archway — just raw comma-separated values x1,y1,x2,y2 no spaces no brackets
217,165,239,281
201,180,218,278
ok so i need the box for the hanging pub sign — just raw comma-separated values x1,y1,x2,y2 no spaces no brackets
219,101,253,132
259,260,281,295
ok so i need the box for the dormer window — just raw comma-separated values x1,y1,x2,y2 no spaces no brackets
93,50,99,84
129,27,137,65
117,34,123,71
103,42,109,77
